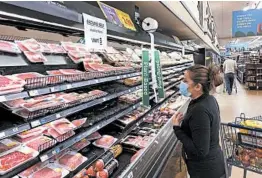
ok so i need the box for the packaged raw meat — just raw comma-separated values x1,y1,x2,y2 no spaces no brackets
94,151,114,171
70,139,90,151
68,51,88,59
50,118,76,135
0,75,25,91
2,98,27,109
39,43,52,53
24,51,47,63
86,132,101,141
91,54,103,63
88,90,107,97
59,69,83,75
31,163,69,178
0,40,21,53
33,94,56,101
130,149,144,163
0,139,21,156
58,151,87,171
93,135,117,149
86,166,96,177
15,41,28,52
12,108,31,118
72,118,87,128
46,70,63,76
58,93,80,104
117,115,137,126
61,42,77,52
0,146,39,175
13,72,44,81
75,43,89,52
21,98,62,112
17,126,46,140
47,44,66,54
105,47,119,54
18,161,48,178
19,39,42,52
68,53,84,64
26,136,56,152
45,129,75,142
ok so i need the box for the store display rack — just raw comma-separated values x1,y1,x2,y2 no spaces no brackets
245,63,262,90
236,64,245,84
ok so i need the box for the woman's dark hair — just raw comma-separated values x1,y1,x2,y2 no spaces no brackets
187,64,223,94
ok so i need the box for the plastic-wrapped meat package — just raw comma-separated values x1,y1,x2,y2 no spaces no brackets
71,139,90,151
68,51,88,59
26,136,56,152
106,46,119,54
0,75,25,91
68,52,84,64
0,146,39,175
88,90,108,97
97,159,119,178
0,41,21,53
21,98,64,112
31,163,69,178
58,152,87,171
15,41,28,52
39,43,52,53
16,126,46,141
2,98,27,109
0,139,20,156
118,115,137,126
93,135,117,149
83,62,114,72
47,44,66,54
19,39,42,52
18,161,48,178
58,93,80,104
86,132,101,141
13,72,44,81
72,118,87,128
91,54,103,63
24,51,47,63
46,70,63,76
61,42,77,52
75,43,89,53
50,118,76,135
45,129,75,142
122,135,141,148
59,69,83,75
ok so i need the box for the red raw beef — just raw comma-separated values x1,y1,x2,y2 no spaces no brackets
86,132,101,141
20,39,41,52
0,40,21,53
32,167,62,178
71,139,90,151
26,136,54,151
24,51,47,63
68,53,83,64
3,98,25,109
51,118,76,135
46,70,63,75
13,72,44,80
58,153,84,171
19,162,44,178
72,118,87,128
89,90,105,95
59,69,83,75
61,42,77,52
0,75,24,92
47,44,66,54
0,151,32,171
93,135,116,148
15,41,28,52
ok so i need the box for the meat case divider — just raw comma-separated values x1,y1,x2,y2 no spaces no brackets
40,102,141,162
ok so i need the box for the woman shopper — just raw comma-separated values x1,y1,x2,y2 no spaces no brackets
173,65,225,178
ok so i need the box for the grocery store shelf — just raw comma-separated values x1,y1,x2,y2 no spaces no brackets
30,85,142,128
40,102,141,162
165,80,181,91
0,123,30,140
0,72,141,102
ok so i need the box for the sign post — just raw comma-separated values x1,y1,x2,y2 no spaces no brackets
142,50,150,107
82,13,107,49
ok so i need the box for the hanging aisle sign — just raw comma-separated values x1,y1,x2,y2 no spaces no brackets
154,50,165,99
82,13,107,49
142,50,150,107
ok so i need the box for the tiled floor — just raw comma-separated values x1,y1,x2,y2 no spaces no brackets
162,82,262,178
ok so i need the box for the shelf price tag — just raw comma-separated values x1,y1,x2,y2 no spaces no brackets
29,90,39,96
56,113,61,118
66,84,72,89
117,76,120,79
31,120,41,127
0,96,6,102
40,155,48,162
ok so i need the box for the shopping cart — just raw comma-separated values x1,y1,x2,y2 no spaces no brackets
223,74,238,94
220,113,262,178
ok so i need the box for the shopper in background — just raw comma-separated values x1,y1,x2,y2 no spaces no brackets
172,65,225,178
223,57,237,95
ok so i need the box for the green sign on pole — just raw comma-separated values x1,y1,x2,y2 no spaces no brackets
154,50,165,99
142,50,150,107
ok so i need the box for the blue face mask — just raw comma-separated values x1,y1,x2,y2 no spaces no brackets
179,81,192,97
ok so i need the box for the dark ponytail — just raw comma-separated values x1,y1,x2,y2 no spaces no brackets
187,64,223,94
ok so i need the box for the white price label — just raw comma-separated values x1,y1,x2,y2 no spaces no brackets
96,125,101,129
129,89,131,92
31,120,41,127
52,150,57,155
103,98,107,102
123,75,127,78
0,95,6,102
95,80,99,83
56,113,61,118
29,90,39,96
133,105,136,109
66,84,72,89
40,155,48,162
12,127,18,132
50,87,56,92
0,132,5,138
117,76,120,79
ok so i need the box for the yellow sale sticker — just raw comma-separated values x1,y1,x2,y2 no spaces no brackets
116,9,136,31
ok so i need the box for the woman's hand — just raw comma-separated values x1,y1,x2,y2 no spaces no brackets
172,112,183,126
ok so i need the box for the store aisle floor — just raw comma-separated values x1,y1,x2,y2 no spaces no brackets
214,82,262,178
